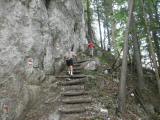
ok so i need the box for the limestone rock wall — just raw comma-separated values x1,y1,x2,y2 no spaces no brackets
0,0,86,119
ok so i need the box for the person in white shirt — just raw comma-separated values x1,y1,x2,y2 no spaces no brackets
64,48,76,76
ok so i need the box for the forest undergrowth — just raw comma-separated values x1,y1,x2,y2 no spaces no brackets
83,50,160,120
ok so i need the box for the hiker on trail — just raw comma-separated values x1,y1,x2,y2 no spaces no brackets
88,40,95,57
107,44,111,51
64,47,77,76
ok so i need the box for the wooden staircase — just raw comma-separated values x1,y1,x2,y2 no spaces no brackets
57,61,94,120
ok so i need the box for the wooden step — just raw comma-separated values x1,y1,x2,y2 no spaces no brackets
79,116,97,120
70,75,86,79
60,114,82,120
61,90,89,96
59,107,94,120
73,67,82,71
73,69,82,73
60,79,85,86
56,74,86,79
59,105,87,114
62,85,85,91
73,64,81,67
60,115,95,120
60,113,96,120
61,96,92,104
73,71,81,74
75,60,89,63
59,107,86,114
65,71,81,75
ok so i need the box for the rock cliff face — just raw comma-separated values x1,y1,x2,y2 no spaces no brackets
0,0,86,119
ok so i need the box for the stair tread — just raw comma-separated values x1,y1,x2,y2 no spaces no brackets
60,114,82,120
73,64,81,66
59,104,92,110
75,60,89,63
61,96,92,104
66,71,81,74
61,90,89,96
60,114,95,120
56,74,86,79
73,68,83,70
73,71,81,74
60,104,90,108
60,79,86,86
62,85,85,90
59,105,87,113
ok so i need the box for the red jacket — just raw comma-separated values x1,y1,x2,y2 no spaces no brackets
88,41,94,48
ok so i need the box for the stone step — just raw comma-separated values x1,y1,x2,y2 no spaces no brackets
62,85,85,91
61,96,92,104
61,90,89,96
60,79,85,86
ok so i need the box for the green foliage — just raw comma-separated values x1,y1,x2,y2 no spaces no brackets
98,50,115,65
114,8,127,22
83,0,160,66
113,0,126,5
116,29,124,49
81,0,160,118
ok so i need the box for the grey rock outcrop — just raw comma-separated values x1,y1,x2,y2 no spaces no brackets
0,0,86,119
83,58,100,71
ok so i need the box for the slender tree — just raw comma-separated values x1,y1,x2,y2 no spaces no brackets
132,15,145,89
145,0,160,68
111,19,117,55
152,31,160,67
86,0,92,41
118,0,134,116
95,0,103,48
103,23,106,50
106,24,111,50
140,0,160,94
152,1,160,66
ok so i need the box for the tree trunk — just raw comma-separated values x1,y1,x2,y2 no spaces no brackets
86,0,92,41
111,17,118,56
154,1,160,66
148,1,160,67
96,0,103,48
106,24,111,50
103,23,106,50
118,0,134,116
132,17,145,89
152,32,160,66
155,0,160,27
140,0,160,94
